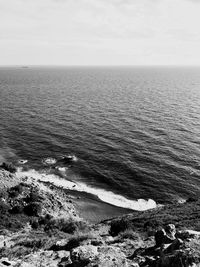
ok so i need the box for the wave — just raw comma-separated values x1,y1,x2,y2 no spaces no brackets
16,168,157,211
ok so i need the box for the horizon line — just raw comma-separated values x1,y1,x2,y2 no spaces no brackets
0,64,200,68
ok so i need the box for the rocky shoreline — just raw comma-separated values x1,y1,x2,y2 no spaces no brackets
0,166,200,267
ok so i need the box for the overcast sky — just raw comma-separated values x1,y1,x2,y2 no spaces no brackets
0,0,200,66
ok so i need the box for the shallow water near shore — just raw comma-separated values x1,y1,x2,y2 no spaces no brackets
1,66,200,211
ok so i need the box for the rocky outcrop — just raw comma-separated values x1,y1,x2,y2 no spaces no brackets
70,245,98,266
95,246,128,267
130,226,200,267
69,245,129,267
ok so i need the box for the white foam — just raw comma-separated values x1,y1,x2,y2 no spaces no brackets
184,230,200,235
55,166,68,172
42,158,57,165
16,169,157,211
18,159,28,164
177,198,186,204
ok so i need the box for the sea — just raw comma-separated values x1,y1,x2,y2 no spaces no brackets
1,66,200,211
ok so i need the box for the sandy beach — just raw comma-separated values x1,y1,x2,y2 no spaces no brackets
65,189,133,223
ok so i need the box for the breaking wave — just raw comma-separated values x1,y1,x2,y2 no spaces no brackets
16,168,157,211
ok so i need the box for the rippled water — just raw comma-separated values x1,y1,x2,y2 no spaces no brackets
1,66,200,209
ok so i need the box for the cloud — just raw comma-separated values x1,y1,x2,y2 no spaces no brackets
186,0,200,2
0,0,200,65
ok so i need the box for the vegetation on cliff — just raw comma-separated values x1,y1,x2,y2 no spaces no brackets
0,168,200,266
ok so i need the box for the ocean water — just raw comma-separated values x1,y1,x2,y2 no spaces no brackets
1,66,200,210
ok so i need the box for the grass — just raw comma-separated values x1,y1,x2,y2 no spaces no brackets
0,213,29,231
108,200,200,235
65,232,97,250
50,232,98,251
44,217,89,234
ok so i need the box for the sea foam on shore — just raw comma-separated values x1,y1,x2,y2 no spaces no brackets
16,168,157,211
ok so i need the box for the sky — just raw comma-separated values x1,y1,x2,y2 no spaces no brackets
0,0,200,66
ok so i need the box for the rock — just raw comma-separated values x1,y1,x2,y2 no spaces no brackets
104,236,114,244
155,229,166,247
127,263,139,267
58,256,72,267
16,250,63,267
56,250,70,259
70,245,128,267
149,249,200,267
95,246,128,267
56,251,72,267
165,224,176,239
55,239,68,247
70,245,98,266
154,224,182,251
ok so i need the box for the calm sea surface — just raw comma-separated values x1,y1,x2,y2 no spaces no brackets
1,66,200,209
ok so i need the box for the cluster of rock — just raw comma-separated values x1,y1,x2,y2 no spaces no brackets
0,221,199,267
130,224,200,266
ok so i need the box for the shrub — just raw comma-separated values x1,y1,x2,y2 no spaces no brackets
8,185,23,198
9,205,24,214
31,214,53,229
25,191,43,203
0,200,10,214
109,218,133,236
66,233,95,250
44,217,89,234
143,219,161,236
61,219,88,234
143,219,160,230
24,202,42,216
119,229,141,241
30,219,39,229
38,214,54,226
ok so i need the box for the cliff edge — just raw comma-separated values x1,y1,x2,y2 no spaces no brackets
0,168,200,267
